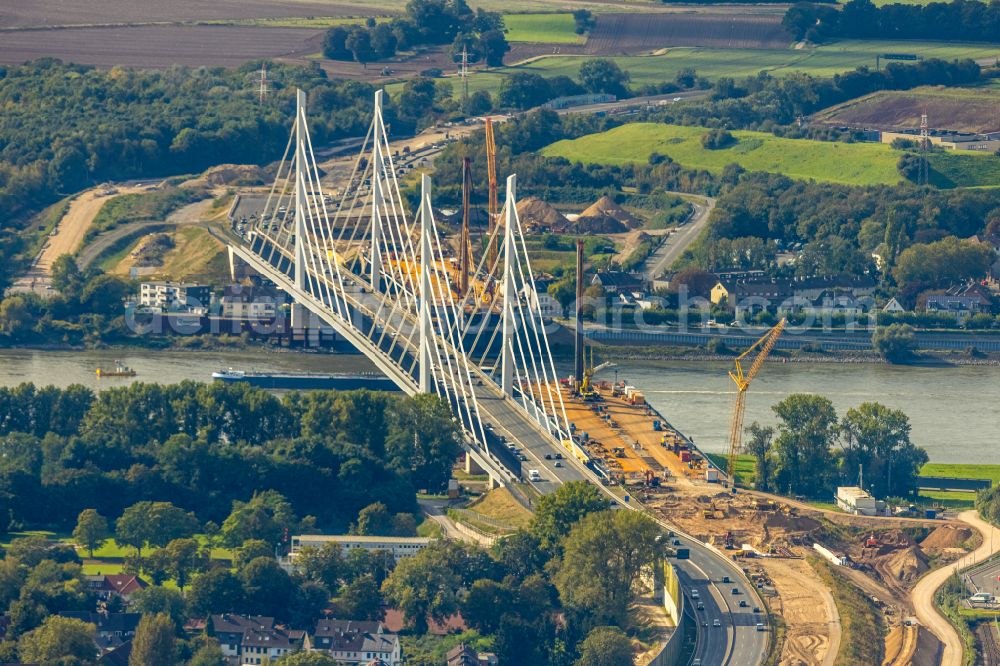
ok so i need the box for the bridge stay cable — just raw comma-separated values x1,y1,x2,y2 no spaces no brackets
231,88,574,483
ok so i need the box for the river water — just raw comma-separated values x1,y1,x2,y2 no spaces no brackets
0,350,993,464
599,360,999,465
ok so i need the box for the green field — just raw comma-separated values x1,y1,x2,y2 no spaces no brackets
542,123,905,185
542,123,1000,187
504,13,584,43
427,40,1000,101
920,464,1000,484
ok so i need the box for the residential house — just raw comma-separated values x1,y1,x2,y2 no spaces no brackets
447,643,498,666
139,281,212,313
98,641,132,666
590,271,645,294
882,297,906,313
309,619,402,665
922,283,993,315
85,574,148,603
208,614,305,665
59,611,140,654
521,284,562,317
712,275,876,316
221,285,287,320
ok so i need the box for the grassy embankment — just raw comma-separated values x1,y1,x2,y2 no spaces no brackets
541,123,1000,188
813,557,886,666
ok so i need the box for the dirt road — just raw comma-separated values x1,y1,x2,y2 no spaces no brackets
911,510,1000,666
37,187,137,274
760,558,842,666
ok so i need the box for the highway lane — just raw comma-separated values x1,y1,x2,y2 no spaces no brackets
671,531,768,666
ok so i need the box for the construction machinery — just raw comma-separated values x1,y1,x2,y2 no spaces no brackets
457,156,473,298
484,118,499,268
726,319,786,485
577,346,600,400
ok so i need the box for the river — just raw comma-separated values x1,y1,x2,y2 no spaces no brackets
599,359,999,465
0,349,992,464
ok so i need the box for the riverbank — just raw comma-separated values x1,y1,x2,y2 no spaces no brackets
591,344,1000,366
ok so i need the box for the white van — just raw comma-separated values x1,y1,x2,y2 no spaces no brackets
528,469,541,481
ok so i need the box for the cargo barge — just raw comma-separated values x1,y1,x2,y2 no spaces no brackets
212,369,400,391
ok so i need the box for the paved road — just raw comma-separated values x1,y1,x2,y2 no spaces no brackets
643,193,716,281
911,510,1000,666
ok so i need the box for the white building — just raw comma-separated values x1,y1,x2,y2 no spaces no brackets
309,619,402,666
286,535,432,567
139,281,211,313
836,486,885,516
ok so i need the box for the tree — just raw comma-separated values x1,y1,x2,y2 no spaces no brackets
188,567,245,616
221,491,298,548
188,639,226,666
296,543,344,595
576,626,633,666
370,24,399,59
163,538,208,590
17,615,96,664
234,540,274,569
241,557,293,619
51,255,84,299
72,509,109,558
872,324,917,363
346,28,375,68
578,59,630,97
0,296,32,339
129,613,176,666
386,394,462,492
381,542,461,633
338,574,384,621
498,73,553,110
323,26,352,59
671,267,717,299
461,579,511,634
130,586,188,630
840,402,927,498
771,394,839,496
530,481,608,551
355,502,393,536
116,501,199,556
893,236,994,289
572,9,595,34
744,422,775,492
478,29,510,67
555,510,662,625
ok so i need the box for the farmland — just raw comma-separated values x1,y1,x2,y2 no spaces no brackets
582,12,792,52
541,122,1000,187
431,39,1000,103
0,24,324,68
504,13,584,44
814,86,1000,134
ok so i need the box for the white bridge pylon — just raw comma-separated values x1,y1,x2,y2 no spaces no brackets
230,88,573,482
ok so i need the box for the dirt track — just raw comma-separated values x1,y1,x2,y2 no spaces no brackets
911,510,1000,666
760,558,841,666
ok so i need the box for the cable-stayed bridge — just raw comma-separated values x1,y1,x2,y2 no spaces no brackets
226,89,588,487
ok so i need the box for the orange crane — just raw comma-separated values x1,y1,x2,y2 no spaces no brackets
484,117,499,269
726,319,786,485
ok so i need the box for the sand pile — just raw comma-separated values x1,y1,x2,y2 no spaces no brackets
579,195,644,229
764,513,821,534
885,545,929,583
203,164,268,186
517,197,568,231
920,525,973,552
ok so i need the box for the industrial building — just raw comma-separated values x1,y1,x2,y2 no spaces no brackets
835,486,887,516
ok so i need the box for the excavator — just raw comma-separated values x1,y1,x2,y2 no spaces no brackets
725,319,786,487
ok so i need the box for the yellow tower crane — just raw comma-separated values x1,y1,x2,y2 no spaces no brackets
485,118,499,269
726,319,786,485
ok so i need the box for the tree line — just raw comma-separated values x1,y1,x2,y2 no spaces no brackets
784,0,1000,43
0,381,461,531
322,0,509,68
745,395,927,499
